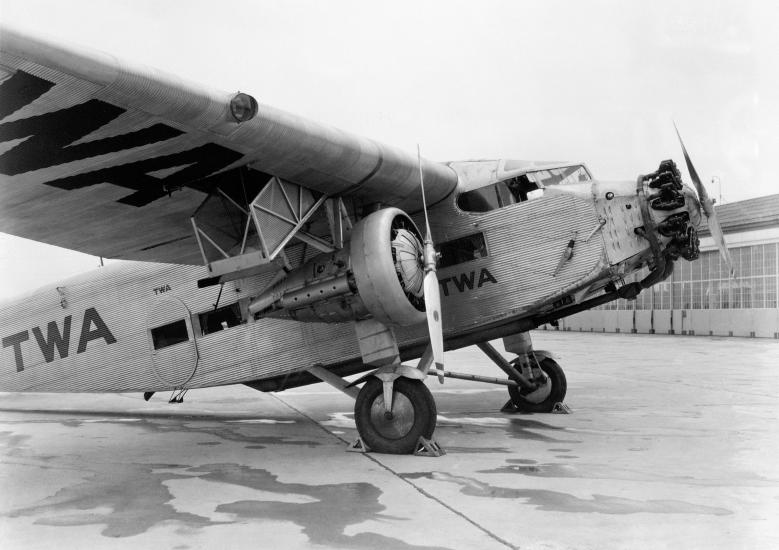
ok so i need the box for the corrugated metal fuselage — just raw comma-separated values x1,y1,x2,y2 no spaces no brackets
0,179,643,393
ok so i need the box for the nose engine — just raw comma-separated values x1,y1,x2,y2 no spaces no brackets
637,159,702,267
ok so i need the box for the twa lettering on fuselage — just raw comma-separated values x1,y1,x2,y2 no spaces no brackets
0,70,243,206
153,284,172,295
439,268,497,297
1,307,117,372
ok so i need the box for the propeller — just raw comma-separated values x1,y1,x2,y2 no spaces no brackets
417,145,445,381
673,123,735,279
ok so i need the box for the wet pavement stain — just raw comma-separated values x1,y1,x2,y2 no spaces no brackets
40,415,322,449
402,472,733,516
505,418,581,443
0,430,31,453
6,463,219,537
127,419,322,448
443,446,512,454
191,463,452,549
477,463,578,477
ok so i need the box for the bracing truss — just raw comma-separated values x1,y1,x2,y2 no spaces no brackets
191,175,352,287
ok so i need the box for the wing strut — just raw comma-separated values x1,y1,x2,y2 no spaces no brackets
192,176,352,288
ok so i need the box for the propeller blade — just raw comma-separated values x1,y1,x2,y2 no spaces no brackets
673,124,735,278
418,144,444,380
423,269,445,375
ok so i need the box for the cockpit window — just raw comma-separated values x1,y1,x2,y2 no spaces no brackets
530,165,590,186
457,185,501,212
457,164,590,213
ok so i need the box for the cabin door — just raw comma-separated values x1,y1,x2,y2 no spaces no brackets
147,296,198,388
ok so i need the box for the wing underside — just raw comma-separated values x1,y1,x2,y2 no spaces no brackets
0,25,457,264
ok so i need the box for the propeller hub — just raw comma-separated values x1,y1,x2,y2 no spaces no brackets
391,227,425,299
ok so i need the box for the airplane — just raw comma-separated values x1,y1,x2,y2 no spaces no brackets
0,25,733,455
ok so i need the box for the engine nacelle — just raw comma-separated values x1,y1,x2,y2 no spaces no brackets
349,207,426,326
248,208,426,326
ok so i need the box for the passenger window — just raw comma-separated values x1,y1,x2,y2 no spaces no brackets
151,320,189,349
437,233,488,268
199,303,244,336
457,186,500,212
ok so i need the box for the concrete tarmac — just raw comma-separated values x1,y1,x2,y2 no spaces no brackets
1,332,777,549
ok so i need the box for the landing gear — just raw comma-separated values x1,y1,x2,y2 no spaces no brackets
479,332,569,413
507,357,567,413
354,377,437,454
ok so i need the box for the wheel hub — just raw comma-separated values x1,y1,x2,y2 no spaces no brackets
520,376,552,403
369,392,415,439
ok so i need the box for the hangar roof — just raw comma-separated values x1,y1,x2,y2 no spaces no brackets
699,193,779,236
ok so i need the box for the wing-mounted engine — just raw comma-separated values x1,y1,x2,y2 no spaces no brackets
248,208,427,326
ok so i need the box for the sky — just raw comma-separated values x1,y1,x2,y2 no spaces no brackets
1,0,778,300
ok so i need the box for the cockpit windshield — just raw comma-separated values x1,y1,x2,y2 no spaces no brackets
528,165,590,186
457,164,590,213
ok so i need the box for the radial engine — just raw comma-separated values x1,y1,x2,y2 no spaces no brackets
248,208,427,325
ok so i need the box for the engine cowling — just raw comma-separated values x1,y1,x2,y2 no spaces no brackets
248,208,427,326
349,207,426,326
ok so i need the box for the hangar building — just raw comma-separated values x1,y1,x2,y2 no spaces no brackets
564,194,779,338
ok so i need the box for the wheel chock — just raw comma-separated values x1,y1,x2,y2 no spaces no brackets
414,436,446,457
552,402,572,414
347,436,370,453
500,399,519,413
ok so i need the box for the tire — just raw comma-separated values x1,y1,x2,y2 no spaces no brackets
508,358,567,413
354,377,437,454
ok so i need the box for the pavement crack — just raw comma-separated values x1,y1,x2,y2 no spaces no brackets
270,393,517,550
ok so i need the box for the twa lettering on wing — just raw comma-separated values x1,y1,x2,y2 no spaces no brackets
0,70,243,206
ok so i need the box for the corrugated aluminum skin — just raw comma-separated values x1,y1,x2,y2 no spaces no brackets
423,192,607,331
0,187,613,394
0,25,457,265
0,261,358,392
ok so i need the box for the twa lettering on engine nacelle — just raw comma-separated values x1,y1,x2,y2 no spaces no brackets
1,307,116,372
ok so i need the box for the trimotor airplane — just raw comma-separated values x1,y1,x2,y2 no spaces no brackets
0,26,733,454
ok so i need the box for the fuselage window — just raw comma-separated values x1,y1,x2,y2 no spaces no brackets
151,320,189,349
199,303,244,336
456,186,501,212
457,165,591,214
457,176,541,213
437,233,488,268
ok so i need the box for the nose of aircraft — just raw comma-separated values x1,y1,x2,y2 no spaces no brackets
638,159,702,264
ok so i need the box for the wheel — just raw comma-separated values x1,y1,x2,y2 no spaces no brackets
354,377,436,454
508,357,567,413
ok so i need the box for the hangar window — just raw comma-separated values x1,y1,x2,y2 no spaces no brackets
198,303,244,336
437,233,488,268
151,320,189,349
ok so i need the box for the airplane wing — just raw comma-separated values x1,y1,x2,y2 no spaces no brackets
0,25,457,264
